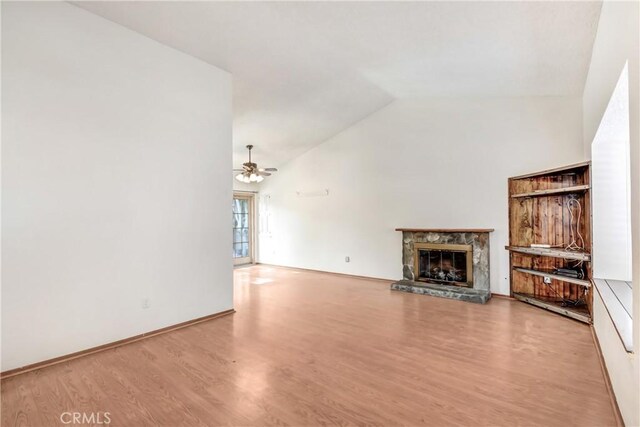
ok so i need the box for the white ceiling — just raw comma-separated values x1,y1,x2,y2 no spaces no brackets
74,1,601,168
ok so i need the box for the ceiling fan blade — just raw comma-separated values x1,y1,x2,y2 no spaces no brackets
257,171,271,176
233,169,244,172
259,168,278,172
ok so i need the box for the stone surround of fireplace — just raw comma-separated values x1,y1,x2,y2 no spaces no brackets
390,228,494,304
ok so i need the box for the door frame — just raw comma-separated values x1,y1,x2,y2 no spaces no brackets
233,191,256,265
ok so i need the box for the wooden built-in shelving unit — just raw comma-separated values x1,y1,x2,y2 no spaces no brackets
506,161,593,323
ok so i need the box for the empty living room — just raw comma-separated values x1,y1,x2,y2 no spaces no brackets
2,1,639,426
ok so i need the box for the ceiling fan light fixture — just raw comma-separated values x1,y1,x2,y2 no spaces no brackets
233,145,277,184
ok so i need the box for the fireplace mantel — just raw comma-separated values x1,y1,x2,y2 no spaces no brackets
395,228,494,233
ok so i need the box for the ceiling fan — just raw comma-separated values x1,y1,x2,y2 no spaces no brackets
234,145,277,184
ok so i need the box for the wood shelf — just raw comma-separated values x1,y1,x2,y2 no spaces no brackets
506,246,591,261
513,293,591,324
510,185,590,199
509,161,591,180
512,267,591,287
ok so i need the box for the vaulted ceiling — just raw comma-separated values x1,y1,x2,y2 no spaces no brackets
75,1,601,168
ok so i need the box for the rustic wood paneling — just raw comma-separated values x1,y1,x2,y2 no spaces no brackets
507,163,592,321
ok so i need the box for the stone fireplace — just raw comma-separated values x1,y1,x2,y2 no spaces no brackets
391,228,493,303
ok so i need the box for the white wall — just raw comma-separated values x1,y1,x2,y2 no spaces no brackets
1,2,233,371
582,1,640,425
258,97,584,295
233,180,259,193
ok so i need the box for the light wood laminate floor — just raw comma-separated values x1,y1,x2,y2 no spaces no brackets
2,265,618,426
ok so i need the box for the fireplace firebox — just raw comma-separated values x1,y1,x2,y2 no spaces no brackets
414,243,473,287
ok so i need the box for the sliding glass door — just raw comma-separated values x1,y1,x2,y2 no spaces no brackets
233,193,254,265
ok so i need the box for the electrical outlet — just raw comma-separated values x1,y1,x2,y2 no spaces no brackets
345,256,350,263
142,298,150,309
543,276,552,284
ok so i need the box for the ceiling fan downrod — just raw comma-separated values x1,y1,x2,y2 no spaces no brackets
246,145,253,164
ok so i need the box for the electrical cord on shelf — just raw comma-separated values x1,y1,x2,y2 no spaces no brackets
565,195,586,269
543,281,586,307
565,195,585,251
531,195,587,308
